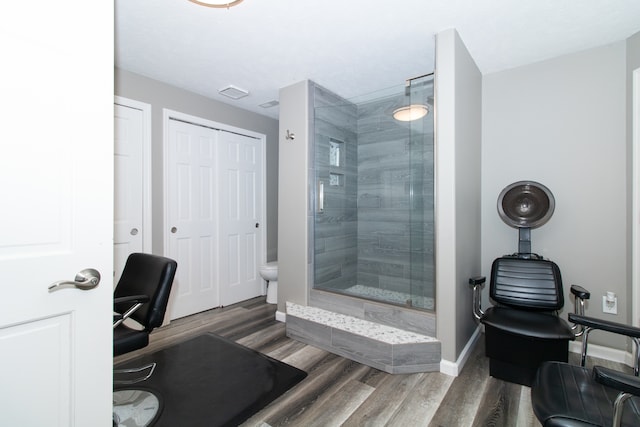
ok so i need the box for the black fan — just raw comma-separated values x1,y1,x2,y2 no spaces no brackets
497,181,555,259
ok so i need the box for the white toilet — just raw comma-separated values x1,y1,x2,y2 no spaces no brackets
259,261,278,304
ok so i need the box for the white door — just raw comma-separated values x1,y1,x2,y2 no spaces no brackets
114,103,144,284
0,2,112,426
166,118,220,319
219,131,264,306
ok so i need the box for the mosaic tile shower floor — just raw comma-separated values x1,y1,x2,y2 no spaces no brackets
342,284,434,310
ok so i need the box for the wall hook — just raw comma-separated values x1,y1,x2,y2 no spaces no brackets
285,130,295,141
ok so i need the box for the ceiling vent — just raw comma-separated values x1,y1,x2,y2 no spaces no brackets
218,85,249,100
259,100,279,108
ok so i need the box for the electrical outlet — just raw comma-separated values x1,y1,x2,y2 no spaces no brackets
602,295,618,314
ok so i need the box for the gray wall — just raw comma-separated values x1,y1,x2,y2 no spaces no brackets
435,29,483,363
626,31,640,326
114,69,279,261
482,42,628,349
277,80,311,312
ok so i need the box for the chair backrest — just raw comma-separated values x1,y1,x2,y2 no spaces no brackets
490,256,564,311
114,253,177,330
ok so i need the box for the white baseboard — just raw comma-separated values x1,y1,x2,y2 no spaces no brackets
569,340,633,366
275,310,286,323
439,360,458,377
440,326,482,377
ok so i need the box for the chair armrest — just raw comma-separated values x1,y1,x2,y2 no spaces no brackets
593,366,640,397
570,313,640,374
568,314,640,339
570,285,590,300
114,294,150,328
469,276,486,287
569,286,590,336
469,276,486,321
114,294,150,307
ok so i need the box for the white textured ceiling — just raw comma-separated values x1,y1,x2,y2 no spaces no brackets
115,0,640,119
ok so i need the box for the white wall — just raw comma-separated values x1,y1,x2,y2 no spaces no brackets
482,42,628,349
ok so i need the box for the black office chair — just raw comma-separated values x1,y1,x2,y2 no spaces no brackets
470,181,590,386
532,314,640,427
113,252,177,384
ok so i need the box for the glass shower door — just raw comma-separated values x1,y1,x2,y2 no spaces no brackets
408,74,435,310
312,77,435,312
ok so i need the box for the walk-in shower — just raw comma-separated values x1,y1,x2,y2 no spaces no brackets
312,74,435,311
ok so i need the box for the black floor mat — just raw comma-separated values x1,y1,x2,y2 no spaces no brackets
114,333,307,427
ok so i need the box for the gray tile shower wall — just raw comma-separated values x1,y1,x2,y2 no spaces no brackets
313,84,358,291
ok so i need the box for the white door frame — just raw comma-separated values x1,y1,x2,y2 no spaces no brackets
114,96,153,253
633,67,640,327
162,109,267,297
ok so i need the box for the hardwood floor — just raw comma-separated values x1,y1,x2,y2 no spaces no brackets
114,297,623,427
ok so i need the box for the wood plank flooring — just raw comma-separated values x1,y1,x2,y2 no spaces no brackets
114,297,623,427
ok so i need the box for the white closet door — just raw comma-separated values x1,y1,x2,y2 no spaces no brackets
219,131,264,306
114,103,144,284
166,118,219,319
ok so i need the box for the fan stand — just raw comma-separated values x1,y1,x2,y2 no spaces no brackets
518,228,533,258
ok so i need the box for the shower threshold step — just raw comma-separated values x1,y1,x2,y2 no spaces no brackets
285,302,441,374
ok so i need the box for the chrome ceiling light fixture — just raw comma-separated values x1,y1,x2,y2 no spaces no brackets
392,104,429,122
188,0,244,8
393,73,432,122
